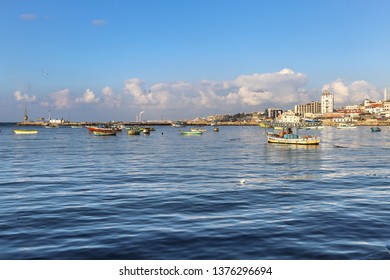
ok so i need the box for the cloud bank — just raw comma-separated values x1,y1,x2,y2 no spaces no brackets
12,69,385,120
322,79,381,105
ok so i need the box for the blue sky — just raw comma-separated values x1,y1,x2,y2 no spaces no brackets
1,0,390,122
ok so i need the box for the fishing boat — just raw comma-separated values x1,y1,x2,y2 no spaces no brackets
337,123,356,129
305,125,324,130
126,127,142,135
191,127,207,132
371,127,381,132
88,125,117,136
14,129,38,135
142,127,151,134
179,130,202,135
71,125,83,128
45,123,59,128
87,124,118,133
171,121,186,127
266,127,319,145
213,127,219,132
92,129,117,136
259,122,272,128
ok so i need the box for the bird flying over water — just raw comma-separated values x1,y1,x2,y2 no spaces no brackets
41,69,48,75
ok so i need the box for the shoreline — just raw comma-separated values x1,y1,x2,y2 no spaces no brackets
12,119,390,127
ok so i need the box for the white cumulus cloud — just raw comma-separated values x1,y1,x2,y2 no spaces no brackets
322,79,380,105
102,86,121,108
50,89,72,109
14,91,37,102
75,89,100,104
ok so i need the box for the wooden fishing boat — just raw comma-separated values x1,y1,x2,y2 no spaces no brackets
213,127,219,132
370,127,381,132
142,127,151,134
266,128,319,145
127,127,141,135
87,125,118,133
92,129,117,136
14,129,38,135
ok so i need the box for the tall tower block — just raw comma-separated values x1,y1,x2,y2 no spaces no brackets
321,90,334,114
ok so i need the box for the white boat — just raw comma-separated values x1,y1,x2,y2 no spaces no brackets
191,128,207,132
171,121,186,127
305,125,324,130
337,123,356,129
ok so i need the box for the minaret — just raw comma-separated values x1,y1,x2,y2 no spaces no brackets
384,88,388,101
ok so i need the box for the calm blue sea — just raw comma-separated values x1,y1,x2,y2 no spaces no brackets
0,123,389,260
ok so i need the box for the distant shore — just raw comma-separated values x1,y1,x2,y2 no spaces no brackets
14,119,390,127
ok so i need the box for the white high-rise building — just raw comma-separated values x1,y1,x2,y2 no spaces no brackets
321,90,334,114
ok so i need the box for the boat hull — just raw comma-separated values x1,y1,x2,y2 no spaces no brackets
14,130,38,135
180,131,202,135
92,130,116,136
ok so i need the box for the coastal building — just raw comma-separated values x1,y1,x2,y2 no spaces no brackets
294,101,321,117
265,108,283,119
49,118,65,124
278,110,300,123
321,90,334,114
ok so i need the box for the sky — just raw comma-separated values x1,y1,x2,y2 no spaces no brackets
1,0,390,122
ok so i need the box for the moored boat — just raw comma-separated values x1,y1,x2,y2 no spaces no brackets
191,127,207,132
266,127,319,145
127,127,142,135
179,130,202,135
92,129,117,136
337,123,356,129
171,121,186,127
370,127,381,132
259,122,272,128
45,123,59,128
14,129,38,135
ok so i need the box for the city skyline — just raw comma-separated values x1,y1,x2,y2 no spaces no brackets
1,0,390,121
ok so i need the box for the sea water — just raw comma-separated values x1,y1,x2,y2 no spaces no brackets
0,123,389,259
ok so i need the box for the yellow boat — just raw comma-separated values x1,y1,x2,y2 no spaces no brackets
14,129,38,135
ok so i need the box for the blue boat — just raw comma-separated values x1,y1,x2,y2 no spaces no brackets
370,127,381,132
